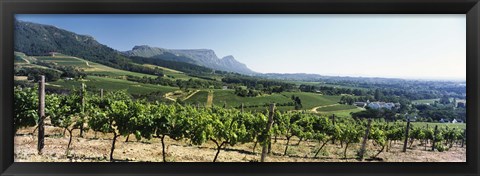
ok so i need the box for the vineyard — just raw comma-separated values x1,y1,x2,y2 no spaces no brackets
14,80,467,162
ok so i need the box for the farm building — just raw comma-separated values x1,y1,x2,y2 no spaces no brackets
452,119,464,123
367,101,397,110
48,52,59,57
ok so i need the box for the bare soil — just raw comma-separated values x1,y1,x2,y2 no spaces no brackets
14,126,466,162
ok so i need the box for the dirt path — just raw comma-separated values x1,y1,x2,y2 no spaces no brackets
164,90,201,102
310,104,339,113
183,90,200,101
20,57,31,64
206,91,213,107
164,92,177,102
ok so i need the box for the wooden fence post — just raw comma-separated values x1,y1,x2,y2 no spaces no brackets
426,124,429,144
100,89,104,99
331,114,336,144
79,83,85,137
38,75,45,154
261,103,275,162
461,129,466,148
432,125,438,151
358,118,372,160
402,118,411,152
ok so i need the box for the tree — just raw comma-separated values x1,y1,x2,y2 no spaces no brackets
374,89,383,101
150,103,188,162
50,88,84,154
369,122,387,158
88,90,138,162
207,107,251,162
385,122,406,152
294,96,303,110
311,116,332,158
275,112,303,156
439,96,450,104
240,112,267,154
338,121,362,159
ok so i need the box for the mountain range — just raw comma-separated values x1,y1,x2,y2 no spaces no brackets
14,20,256,75
123,45,256,75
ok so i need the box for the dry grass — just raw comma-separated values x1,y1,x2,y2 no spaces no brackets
14,126,466,162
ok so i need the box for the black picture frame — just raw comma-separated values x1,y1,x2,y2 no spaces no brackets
1,0,479,176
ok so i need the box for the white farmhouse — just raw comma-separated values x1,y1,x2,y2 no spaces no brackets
367,101,397,110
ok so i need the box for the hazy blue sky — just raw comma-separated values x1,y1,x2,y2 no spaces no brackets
16,14,466,80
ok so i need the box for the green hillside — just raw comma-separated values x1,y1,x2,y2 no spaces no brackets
15,52,181,96
35,55,157,78
280,92,341,109
48,76,178,95
184,90,209,105
184,89,348,112
142,64,199,80
315,104,358,112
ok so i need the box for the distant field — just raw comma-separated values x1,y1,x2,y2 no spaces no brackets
408,122,466,130
412,98,460,104
35,56,157,78
15,55,27,63
14,52,37,63
317,108,363,118
143,64,198,80
412,99,439,104
184,90,209,105
280,92,341,109
48,76,178,95
184,90,344,112
212,90,292,108
15,63,54,70
294,81,368,90
315,104,358,112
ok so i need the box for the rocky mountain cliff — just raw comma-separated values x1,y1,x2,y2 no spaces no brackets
124,45,256,75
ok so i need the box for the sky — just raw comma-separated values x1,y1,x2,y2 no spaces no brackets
16,14,466,80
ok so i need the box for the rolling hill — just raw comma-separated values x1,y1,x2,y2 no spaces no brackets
14,20,215,77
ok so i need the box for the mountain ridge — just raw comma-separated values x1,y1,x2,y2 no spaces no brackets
14,20,215,76
124,45,256,75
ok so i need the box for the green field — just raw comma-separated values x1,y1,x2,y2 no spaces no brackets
211,90,292,108
48,76,178,95
143,64,198,80
293,81,368,91
14,52,37,63
184,90,209,104
280,92,341,109
15,55,27,63
317,108,363,118
315,104,358,112
407,122,466,130
412,99,440,104
184,90,346,112
412,98,460,104
35,56,157,78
